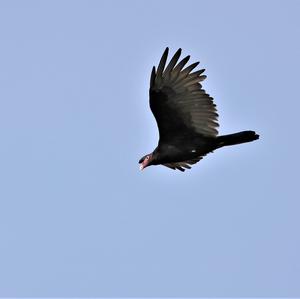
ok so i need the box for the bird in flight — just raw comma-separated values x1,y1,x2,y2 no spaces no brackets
139,48,259,172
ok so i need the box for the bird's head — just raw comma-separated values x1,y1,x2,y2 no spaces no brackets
139,153,153,170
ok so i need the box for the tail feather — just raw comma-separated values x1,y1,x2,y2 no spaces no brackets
217,130,259,147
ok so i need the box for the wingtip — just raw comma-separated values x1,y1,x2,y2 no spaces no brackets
157,47,169,77
176,48,182,54
150,66,156,86
161,47,169,60
175,48,182,58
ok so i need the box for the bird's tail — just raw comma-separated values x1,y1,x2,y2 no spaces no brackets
217,130,259,148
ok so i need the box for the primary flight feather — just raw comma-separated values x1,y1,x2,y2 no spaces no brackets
139,48,259,172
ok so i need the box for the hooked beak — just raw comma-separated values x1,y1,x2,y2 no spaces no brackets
139,154,152,171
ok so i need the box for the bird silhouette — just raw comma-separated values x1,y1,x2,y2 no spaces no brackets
139,48,259,171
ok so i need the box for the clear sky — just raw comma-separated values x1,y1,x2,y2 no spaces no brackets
0,0,299,297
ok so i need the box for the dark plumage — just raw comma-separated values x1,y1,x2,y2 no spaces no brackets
139,48,259,171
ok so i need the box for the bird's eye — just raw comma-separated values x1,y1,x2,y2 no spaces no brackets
146,156,149,160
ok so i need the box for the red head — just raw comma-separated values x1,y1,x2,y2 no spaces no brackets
139,153,153,170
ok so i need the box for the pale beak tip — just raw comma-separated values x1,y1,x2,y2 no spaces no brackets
139,164,144,171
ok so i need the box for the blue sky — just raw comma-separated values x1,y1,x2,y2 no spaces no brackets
0,0,299,297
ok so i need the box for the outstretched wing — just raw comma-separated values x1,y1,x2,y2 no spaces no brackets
150,48,219,143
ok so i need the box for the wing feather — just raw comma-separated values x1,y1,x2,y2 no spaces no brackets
162,155,204,171
150,66,156,87
180,62,200,77
164,48,182,77
156,47,169,80
172,55,190,77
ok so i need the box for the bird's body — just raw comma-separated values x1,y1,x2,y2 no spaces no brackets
139,48,259,171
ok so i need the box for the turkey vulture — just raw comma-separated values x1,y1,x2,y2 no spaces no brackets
139,48,259,172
